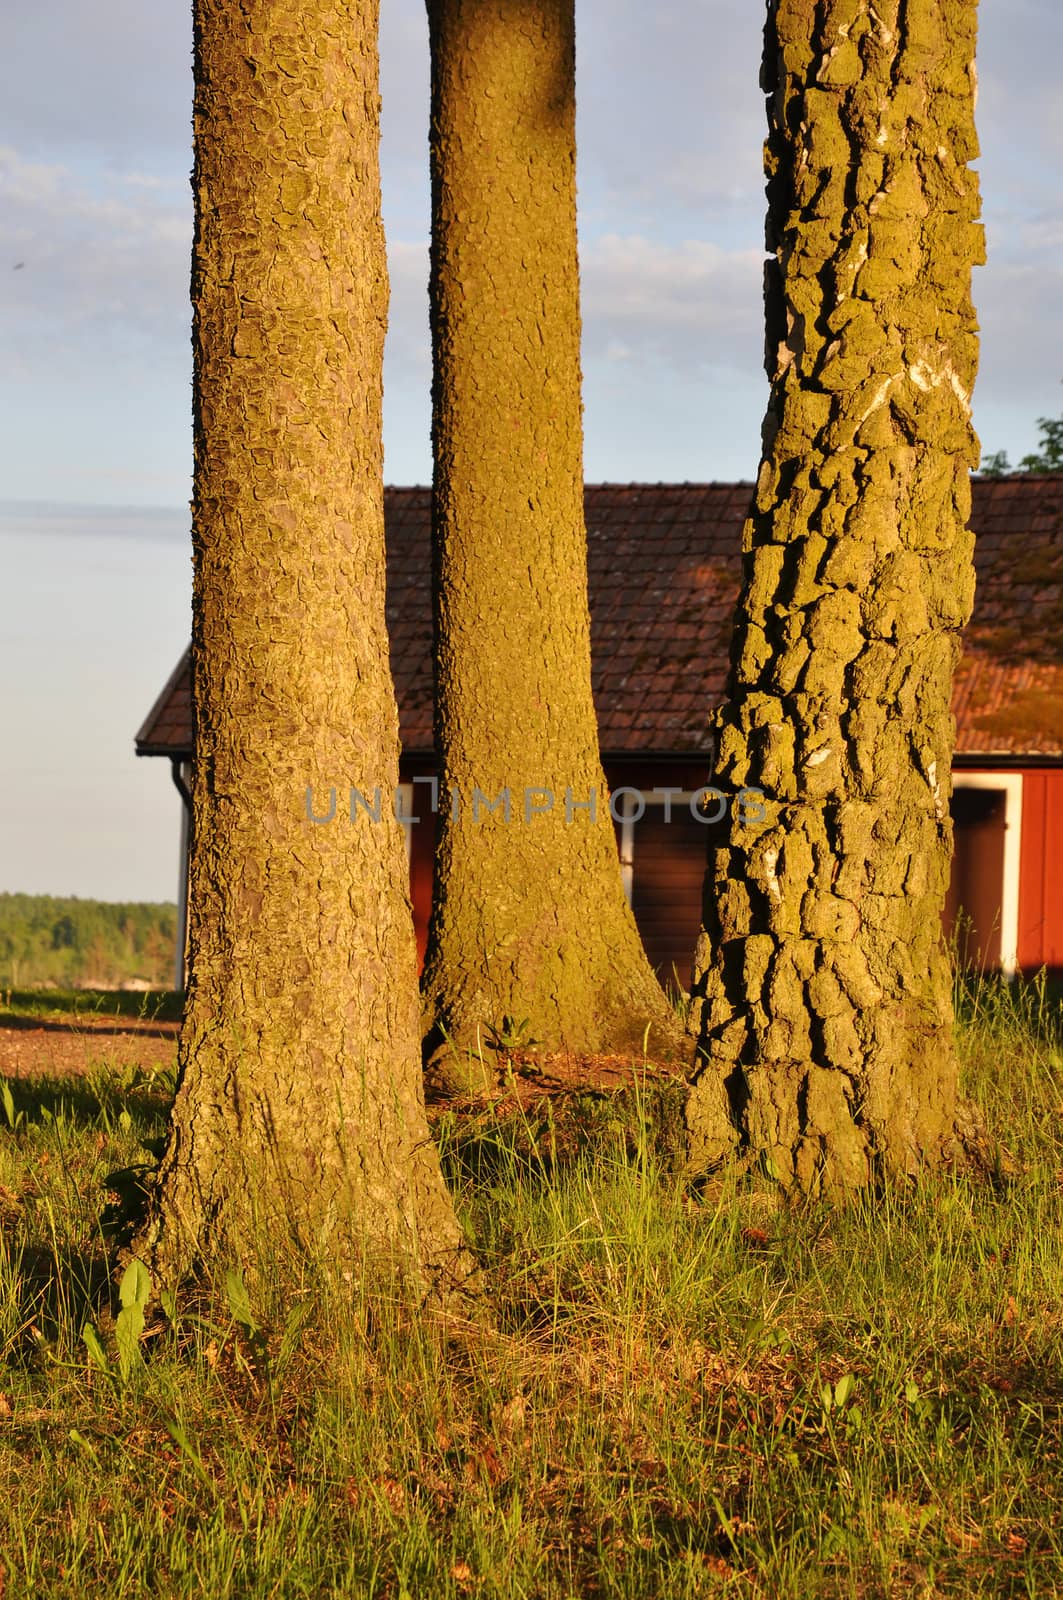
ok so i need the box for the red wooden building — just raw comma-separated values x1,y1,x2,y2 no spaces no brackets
137,477,1063,989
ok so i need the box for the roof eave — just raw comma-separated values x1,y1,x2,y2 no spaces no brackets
134,647,192,754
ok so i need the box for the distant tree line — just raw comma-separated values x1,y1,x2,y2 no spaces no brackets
0,894,177,990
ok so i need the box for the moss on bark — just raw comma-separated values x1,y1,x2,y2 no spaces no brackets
136,0,474,1302
686,0,988,1188
421,0,683,1061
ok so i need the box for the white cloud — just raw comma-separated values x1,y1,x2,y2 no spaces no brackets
1,0,1061,498
975,259,1063,392
381,230,765,382
1014,217,1063,255
0,146,190,370
384,238,431,379
1,2,191,166
575,0,765,221
120,172,185,192
581,233,763,372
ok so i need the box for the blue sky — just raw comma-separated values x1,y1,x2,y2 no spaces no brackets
1,0,1061,903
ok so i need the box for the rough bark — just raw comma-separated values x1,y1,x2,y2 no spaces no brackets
686,0,986,1188
421,0,683,1060
136,0,474,1300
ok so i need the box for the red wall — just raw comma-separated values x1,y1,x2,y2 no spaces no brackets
1018,768,1063,975
400,756,1063,982
407,796,435,971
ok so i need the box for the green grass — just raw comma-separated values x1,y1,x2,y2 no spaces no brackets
0,975,1060,1596
0,988,183,1024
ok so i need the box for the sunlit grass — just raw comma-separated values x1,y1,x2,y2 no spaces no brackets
0,971,1059,1596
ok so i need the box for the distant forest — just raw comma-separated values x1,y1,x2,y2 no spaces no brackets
0,894,178,990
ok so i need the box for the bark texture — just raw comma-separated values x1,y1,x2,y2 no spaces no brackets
686,0,985,1188
421,0,682,1059
137,0,473,1299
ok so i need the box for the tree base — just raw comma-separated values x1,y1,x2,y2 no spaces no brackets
683,1063,1014,1195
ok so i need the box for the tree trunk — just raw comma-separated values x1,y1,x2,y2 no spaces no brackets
136,0,473,1300
421,0,682,1061
686,0,986,1188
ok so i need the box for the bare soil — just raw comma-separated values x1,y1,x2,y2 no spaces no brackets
0,1002,689,1113
0,1008,179,1082
423,1045,689,1116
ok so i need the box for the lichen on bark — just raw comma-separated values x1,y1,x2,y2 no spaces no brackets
686,0,989,1188
421,0,683,1061
136,0,475,1304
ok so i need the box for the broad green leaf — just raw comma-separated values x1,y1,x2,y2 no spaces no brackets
119,1257,151,1312
224,1268,257,1334
834,1373,855,1408
82,1322,111,1376
115,1304,145,1381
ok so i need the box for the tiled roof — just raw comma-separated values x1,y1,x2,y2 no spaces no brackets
136,476,1063,763
135,648,194,759
952,475,1063,757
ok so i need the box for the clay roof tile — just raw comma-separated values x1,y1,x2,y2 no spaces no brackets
136,476,1063,763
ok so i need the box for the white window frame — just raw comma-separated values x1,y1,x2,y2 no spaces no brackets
617,774,1025,979
951,771,1023,978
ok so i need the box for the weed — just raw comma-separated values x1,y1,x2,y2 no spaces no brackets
0,1078,26,1134
0,977,1059,1596
482,1014,541,1054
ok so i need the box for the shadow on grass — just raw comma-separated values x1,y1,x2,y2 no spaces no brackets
0,1072,172,1137
437,1079,688,1192
938,1334,1063,1416
8,1241,113,1362
1,988,183,1024
954,967,1063,1046
0,1012,178,1041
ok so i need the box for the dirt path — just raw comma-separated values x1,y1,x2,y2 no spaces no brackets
0,1009,179,1082
0,1001,689,1117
